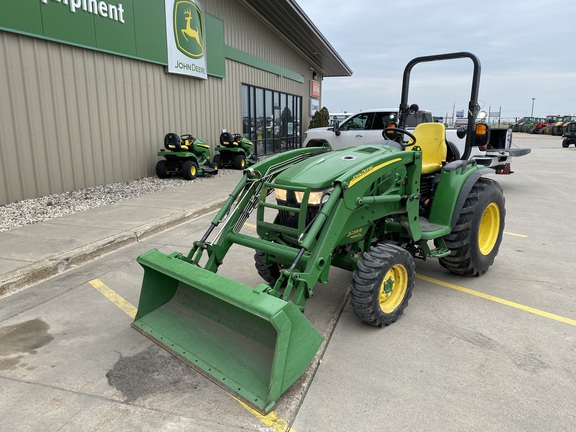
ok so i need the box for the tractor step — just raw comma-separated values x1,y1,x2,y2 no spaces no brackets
428,247,451,258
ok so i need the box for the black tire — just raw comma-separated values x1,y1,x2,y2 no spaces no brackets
350,243,415,327
440,177,505,276
233,154,246,170
155,160,169,178
181,160,198,180
209,161,219,174
213,154,222,168
254,250,281,286
562,139,569,148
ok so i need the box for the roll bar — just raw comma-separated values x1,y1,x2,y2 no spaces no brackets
398,52,481,161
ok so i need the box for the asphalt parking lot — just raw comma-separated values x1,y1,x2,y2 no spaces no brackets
1,133,575,431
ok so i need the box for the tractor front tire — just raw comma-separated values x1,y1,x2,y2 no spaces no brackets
350,243,415,327
440,177,505,276
213,154,222,168
254,250,281,286
181,160,198,180
233,154,246,170
562,139,569,148
155,160,169,178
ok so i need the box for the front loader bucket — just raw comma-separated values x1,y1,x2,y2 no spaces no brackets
132,249,323,412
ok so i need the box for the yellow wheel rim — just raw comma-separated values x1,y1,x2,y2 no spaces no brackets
478,202,500,255
241,159,245,168
379,264,408,313
190,165,197,176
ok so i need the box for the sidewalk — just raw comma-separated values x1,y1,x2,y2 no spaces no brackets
0,171,243,297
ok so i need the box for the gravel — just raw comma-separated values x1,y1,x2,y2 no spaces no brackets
0,171,236,232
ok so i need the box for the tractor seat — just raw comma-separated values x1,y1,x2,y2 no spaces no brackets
164,133,189,151
406,122,447,174
220,132,236,147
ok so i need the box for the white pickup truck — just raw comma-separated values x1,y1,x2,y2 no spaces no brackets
303,108,530,174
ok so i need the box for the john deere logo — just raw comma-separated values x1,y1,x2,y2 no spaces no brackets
173,1,204,58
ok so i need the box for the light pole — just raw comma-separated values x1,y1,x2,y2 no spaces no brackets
531,98,536,117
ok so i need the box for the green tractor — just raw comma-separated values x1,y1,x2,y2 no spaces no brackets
156,133,218,180
213,130,258,169
132,52,505,412
562,121,576,147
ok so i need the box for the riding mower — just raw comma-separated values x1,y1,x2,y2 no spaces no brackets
132,52,505,412
562,121,576,147
155,133,218,180
213,130,258,169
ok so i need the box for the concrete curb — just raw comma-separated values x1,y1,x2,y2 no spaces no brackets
0,199,226,298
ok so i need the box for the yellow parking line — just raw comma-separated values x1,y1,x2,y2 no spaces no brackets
89,279,294,430
504,231,528,238
416,274,576,326
244,222,257,229
89,279,137,319
232,396,294,432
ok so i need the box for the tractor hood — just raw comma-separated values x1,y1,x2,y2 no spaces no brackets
273,145,403,190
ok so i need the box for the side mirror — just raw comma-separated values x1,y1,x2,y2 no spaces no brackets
456,125,468,139
334,120,341,136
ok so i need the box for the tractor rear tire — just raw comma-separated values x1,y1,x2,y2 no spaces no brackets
440,177,505,276
181,160,198,180
254,250,281,286
350,243,415,327
234,154,246,170
155,160,169,178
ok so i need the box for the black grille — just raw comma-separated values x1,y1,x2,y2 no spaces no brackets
277,200,320,230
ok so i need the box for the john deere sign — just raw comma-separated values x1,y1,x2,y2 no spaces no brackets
40,0,126,24
0,0,166,64
0,0,286,81
166,0,207,79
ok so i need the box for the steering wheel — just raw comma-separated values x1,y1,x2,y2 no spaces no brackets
180,134,194,143
382,127,417,148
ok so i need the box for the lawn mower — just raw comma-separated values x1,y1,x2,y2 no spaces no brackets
155,133,218,180
213,130,258,169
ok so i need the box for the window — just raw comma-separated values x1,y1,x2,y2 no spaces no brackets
339,113,373,131
242,84,302,157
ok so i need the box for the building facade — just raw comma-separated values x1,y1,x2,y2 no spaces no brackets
0,0,351,205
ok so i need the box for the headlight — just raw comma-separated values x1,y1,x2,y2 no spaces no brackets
295,190,330,205
275,187,332,205
275,188,287,201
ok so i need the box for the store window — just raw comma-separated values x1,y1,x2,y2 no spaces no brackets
242,84,302,157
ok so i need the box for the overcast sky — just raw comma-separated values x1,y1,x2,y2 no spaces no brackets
298,0,576,121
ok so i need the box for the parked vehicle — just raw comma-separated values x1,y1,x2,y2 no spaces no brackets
304,109,530,174
562,121,576,147
132,52,506,412
214,130,258,169
156,133,218,180
304,108,432,148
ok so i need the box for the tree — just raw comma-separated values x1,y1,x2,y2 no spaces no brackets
309,107,330,129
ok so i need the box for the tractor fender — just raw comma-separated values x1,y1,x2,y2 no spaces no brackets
450,167,494,228
428,165,493,227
